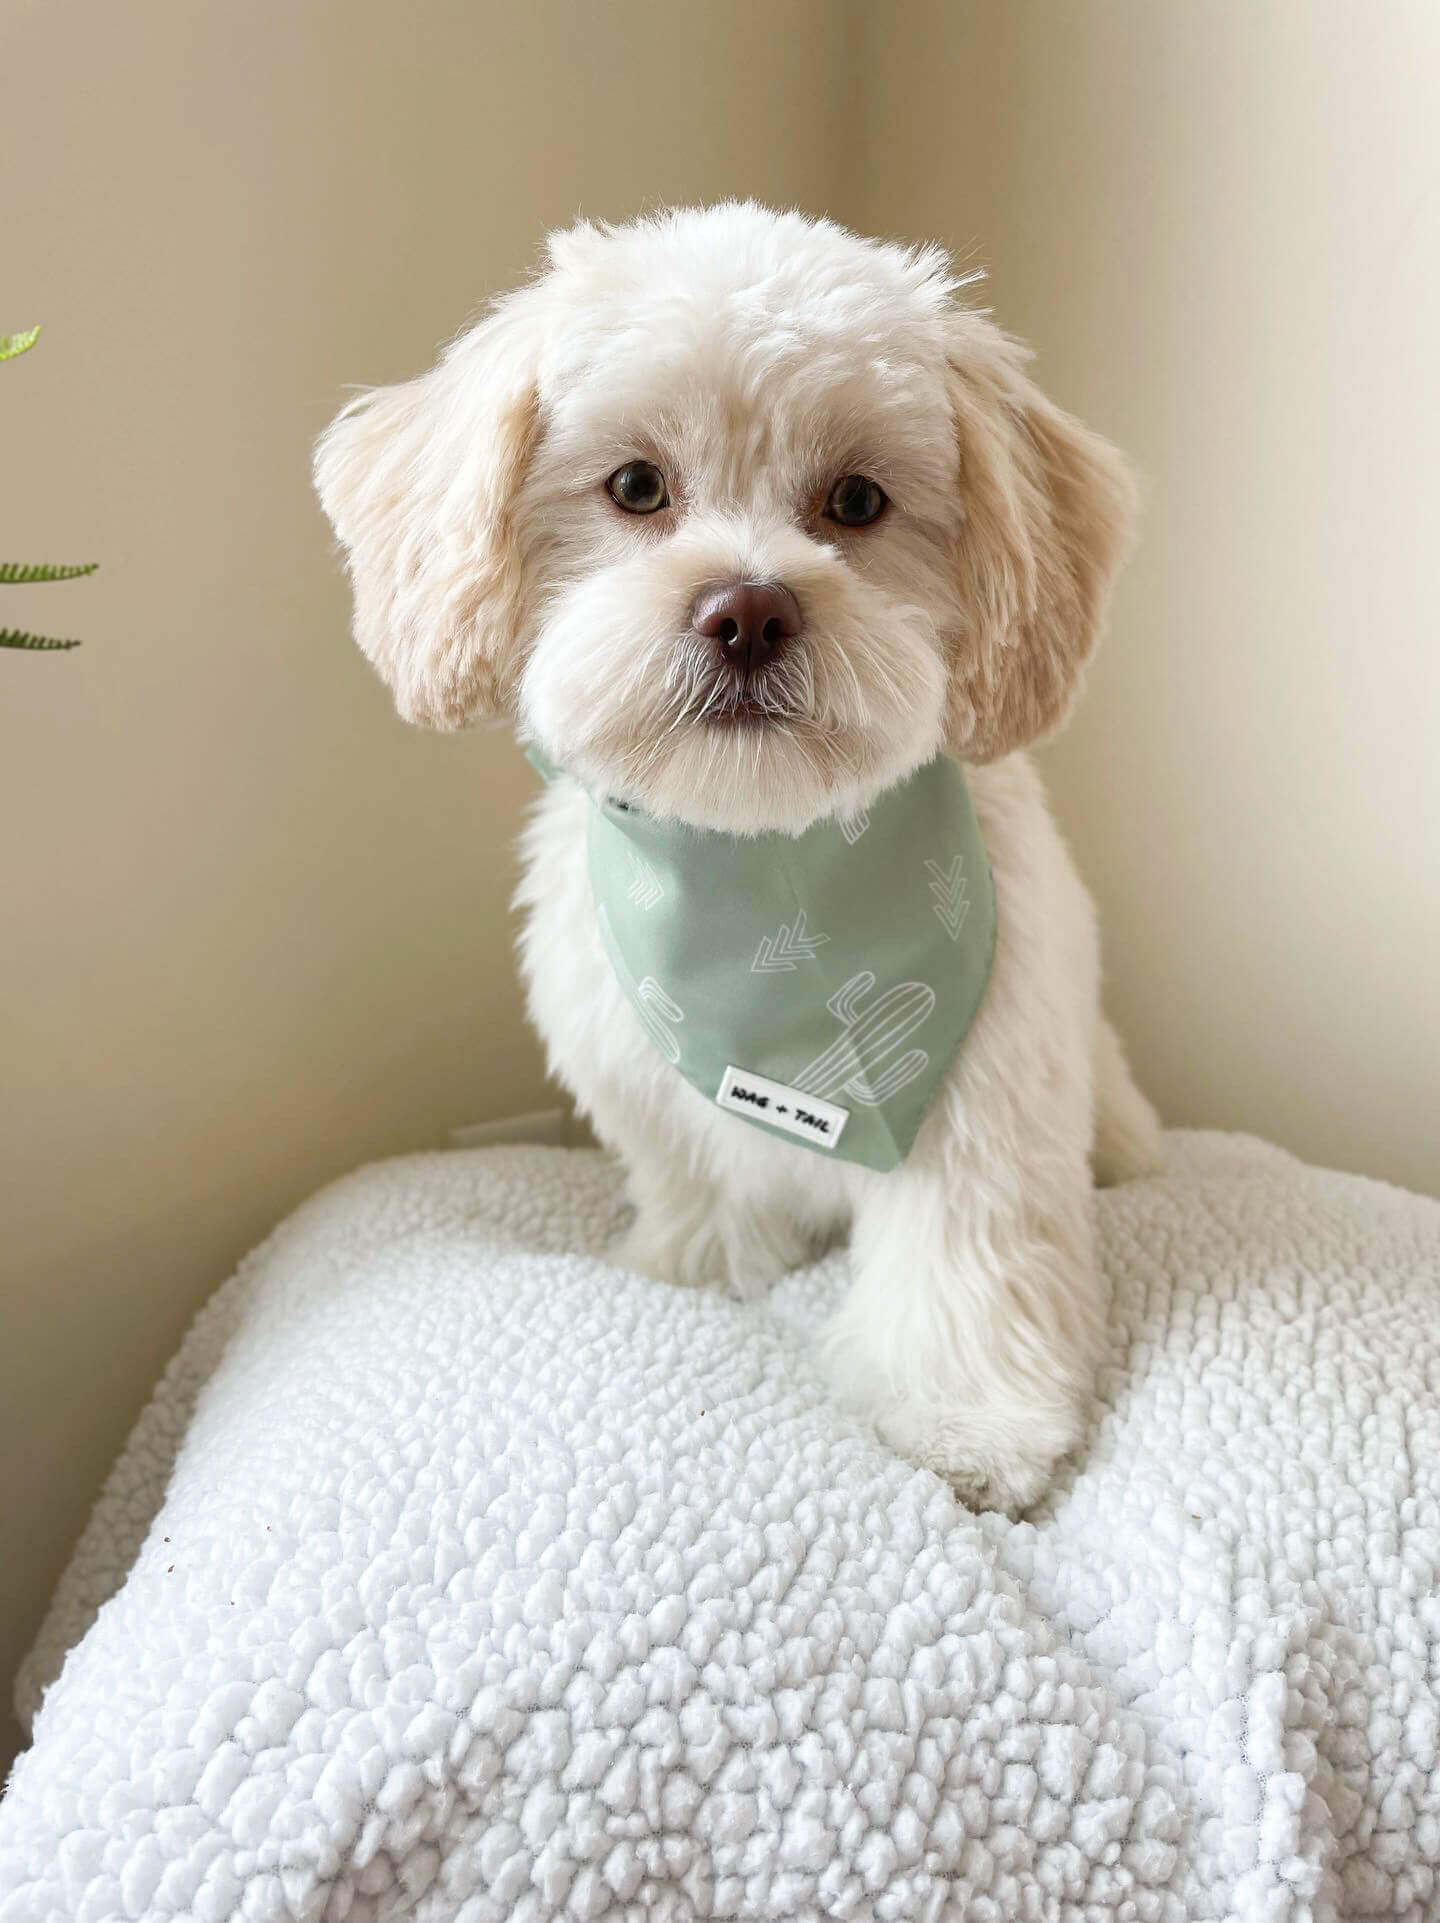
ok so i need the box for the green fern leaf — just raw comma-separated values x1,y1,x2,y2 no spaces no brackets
0,326,42,361
0,627,83,651
0,560,99,584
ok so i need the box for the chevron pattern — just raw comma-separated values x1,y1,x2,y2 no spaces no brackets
925,855,971,941
626,850,663,910
751,910,830,974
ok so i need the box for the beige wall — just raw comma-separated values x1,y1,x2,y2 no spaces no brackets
5,0,1437,1746
851,0,1440,1199
1,0,845,1738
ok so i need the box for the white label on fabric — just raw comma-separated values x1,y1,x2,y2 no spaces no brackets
715,1066,850,1150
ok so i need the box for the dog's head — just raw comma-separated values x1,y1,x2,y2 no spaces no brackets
316,203,1135,834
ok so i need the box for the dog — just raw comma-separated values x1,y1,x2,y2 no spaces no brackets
315,202,1163,1511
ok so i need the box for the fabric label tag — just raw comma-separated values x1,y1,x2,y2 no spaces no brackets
716,1065,850,1151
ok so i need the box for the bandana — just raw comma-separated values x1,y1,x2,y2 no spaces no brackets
531,752,997,1172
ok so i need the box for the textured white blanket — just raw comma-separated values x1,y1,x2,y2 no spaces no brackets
4,1133,1438,1921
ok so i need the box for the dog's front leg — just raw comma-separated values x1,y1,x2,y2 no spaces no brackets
615,1155,840,1299
611,1131,730,1290
607,1104,846,1297
820,1099,1104,1513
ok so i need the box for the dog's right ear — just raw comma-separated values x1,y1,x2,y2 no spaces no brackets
314,296,542,728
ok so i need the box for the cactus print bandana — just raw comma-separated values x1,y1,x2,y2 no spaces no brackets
560,754,997,1172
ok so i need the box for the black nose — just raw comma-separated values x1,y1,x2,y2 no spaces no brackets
691,581,801,672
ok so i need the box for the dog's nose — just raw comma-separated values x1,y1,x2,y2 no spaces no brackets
691,581,801,672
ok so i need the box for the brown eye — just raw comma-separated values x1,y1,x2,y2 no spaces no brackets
607,460,669,514
825,473,888,528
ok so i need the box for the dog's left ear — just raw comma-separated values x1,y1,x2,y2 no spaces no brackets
313,293,543,729
943,324,1137,761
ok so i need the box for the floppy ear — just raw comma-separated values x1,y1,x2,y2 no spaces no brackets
943,325,1137,761
313,298,542,728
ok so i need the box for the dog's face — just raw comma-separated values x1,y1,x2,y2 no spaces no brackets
316,204,1135,834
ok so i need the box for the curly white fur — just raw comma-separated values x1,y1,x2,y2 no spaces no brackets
316,202,1164,1509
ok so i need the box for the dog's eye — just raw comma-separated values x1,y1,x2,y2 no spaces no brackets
607,461,669,514
824,473,888,528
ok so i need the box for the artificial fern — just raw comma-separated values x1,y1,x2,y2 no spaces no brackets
0,627,83,651
0,326,42,362
3,324,96,650
0,560,99,584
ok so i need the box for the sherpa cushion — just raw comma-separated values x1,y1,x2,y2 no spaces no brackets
3,1132,1438,1921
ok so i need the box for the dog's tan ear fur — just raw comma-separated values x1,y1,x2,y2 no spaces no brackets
944,326,1137,762
314,302,542,729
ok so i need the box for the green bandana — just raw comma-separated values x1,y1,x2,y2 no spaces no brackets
533,753,997,1172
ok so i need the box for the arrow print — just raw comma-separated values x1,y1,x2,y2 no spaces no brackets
751,909,830,974
925,855,971,941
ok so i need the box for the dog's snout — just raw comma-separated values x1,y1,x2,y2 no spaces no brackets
691,581,801,672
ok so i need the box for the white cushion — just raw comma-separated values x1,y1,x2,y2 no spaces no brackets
4,1133,1438,1921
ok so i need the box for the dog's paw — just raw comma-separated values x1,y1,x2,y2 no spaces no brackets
615,1200,830,1297
612,1218,725,1290
895,1411,1072,1515
820,1323,1081,1514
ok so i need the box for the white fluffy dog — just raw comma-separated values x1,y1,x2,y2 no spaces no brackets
315,203,1163,1510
